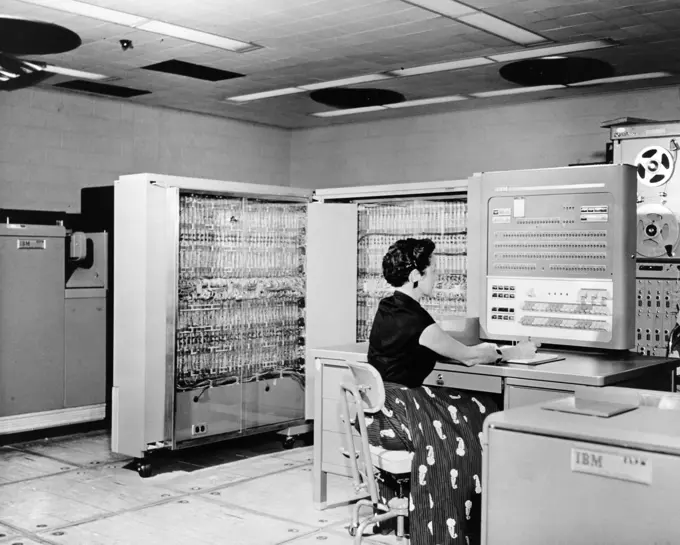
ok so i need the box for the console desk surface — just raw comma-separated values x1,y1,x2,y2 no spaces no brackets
311,342,677,387
310,342,677,509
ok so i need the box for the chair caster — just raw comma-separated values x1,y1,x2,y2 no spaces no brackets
136,461,153,478
282,436,296,450
348,525,358,537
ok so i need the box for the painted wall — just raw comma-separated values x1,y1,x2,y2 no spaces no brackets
290,87,680,188
3,85,680,212
0,88,291,212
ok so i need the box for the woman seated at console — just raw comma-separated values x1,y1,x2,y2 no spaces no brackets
364,238,536,545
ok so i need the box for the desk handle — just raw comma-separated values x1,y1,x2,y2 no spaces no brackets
436,374,444,386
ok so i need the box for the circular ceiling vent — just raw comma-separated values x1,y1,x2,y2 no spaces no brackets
499,57,614,86
0,17,81,55
310,87,405,109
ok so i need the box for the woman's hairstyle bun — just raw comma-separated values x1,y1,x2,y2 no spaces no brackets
382,238,436,287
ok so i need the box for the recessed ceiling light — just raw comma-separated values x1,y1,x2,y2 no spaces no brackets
489,40,615,63
568,72,674,87
401,0,546,45
401,0,477,18
21,60,45,72
43,64,110,80
18,0,260,52
312,106,387,117
387,57,494,77
385,95,467,108
136,20,260,52
457,12,547,45
299,74,392,91
226,87,304,102
18,0,148,26
471,84,566,98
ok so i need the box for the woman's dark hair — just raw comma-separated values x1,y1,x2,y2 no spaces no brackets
382,238,436,287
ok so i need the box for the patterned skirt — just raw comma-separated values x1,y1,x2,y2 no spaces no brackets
363,383,499,545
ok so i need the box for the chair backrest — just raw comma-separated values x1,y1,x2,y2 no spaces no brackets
344,360,386,414
339,360,386,504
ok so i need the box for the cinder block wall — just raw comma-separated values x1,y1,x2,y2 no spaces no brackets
0,88,291,212
3,86,679,211
290,87,680,188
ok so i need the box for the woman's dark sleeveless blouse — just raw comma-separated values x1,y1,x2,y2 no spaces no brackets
367,290,438,388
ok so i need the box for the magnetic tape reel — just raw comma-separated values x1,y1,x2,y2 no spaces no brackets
635,145,675,187
637,202,680,258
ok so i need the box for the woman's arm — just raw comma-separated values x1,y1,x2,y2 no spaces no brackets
419,323,500,366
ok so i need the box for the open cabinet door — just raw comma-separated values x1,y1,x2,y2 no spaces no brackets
305,202,358,420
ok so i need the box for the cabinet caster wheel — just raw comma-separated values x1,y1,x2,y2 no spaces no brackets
137,462,153,478
348,526,357,537
283,436,296,450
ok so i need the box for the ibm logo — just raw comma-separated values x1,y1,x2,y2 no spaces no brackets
575,451,647,469
574,451,603,468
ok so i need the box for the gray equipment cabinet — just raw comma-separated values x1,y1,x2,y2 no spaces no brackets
111,173,314,477
0,224,66,429
482,387,680,544
65,232,109,410
0,225,109,433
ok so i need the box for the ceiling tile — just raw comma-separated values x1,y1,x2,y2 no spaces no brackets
0,0,671,127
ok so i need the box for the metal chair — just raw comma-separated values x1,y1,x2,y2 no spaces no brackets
339,360,412,543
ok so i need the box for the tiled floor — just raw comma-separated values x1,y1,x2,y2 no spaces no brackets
0,429,402,545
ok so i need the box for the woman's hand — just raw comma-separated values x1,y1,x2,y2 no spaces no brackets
467,342,502,365
500,340,540,362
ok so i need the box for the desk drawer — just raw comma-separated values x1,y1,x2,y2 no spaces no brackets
321,430,360,476
321,362,353,400
424,369,502,394
505,385,571,410
322,397,346,433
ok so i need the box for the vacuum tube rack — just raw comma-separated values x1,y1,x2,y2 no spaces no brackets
356,200,468,341
176,194,307,392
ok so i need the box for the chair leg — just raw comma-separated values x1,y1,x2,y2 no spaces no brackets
351,499,373,529
396,515,405,538
354,519,373,545
350,503,403,544
372,511,398,525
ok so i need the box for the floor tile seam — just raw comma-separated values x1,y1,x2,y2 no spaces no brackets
1,432,106,451
161,461,313,496
0,468,81,488
0,457,309,494
120,447,309,474
273,528,338,545
4,445,131,469
0,460,150,489
0,519,56,544
4,443,309,473
26,486,316,539
0,456,212,489
210,451,304,466
14,489,197,535
15,533,54,545
270,448,313,458
194,495,325,532
2,464,310,536
0,485,203,533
